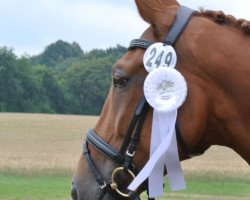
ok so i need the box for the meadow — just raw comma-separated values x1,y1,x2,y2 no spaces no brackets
0,113,249,200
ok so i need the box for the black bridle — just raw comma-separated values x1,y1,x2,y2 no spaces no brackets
83,6,195,200
84,97,149,199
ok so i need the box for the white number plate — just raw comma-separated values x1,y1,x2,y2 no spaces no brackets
143,43,177,73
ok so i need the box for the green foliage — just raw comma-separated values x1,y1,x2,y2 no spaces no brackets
63,57,111,114
0,47,23,112
0,42,127,115
31,40,84,67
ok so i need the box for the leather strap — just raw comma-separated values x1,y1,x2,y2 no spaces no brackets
120,97,147,154
86,129,125,165
123,97,149,171
83,142,108,190
175,123,190,155
129,191,141,200
128,6,195,49
128,39,153,50
164,6,195,45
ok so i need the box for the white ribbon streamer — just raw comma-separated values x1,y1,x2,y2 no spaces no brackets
128,67,187,198
148,110,164,196
149,110,186,197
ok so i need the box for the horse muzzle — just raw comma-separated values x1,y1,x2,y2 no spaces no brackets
71,181,78,200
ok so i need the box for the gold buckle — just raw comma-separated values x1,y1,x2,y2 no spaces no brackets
110,167,136,197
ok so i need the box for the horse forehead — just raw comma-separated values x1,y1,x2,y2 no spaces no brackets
140,26,157,41
114,47,145,74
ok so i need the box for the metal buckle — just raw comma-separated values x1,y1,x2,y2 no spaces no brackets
100,181,107,189
126,150,135,157
110,167,136,197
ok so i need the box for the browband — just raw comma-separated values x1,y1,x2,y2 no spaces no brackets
128,39,153,50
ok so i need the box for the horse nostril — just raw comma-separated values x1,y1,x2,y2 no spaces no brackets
71,181,78,200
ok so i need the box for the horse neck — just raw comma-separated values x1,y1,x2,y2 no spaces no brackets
179,16,250,164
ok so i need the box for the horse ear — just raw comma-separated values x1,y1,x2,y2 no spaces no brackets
135,0,180,25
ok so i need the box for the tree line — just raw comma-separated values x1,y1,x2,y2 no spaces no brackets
0,40,127,115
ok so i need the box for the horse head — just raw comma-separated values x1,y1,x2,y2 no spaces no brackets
72,0,250,199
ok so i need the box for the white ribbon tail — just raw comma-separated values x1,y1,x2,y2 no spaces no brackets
148,110,165,197
165,129,186,191
128,111,175,191
158,111,186,191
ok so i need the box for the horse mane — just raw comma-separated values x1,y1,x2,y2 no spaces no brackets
197,9,250,35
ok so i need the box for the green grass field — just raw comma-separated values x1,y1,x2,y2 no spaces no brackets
1,172,250,200
0,113,249,200
0,173,70,200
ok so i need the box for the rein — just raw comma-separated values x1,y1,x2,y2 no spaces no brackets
83,6,195,200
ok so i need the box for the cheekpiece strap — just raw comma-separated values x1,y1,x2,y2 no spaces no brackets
125,7,196,192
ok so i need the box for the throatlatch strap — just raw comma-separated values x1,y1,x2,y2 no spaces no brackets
175,124,189,155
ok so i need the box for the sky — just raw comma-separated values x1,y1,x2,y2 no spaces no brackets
0,0,250,57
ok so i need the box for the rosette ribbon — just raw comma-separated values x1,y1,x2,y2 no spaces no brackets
128,67,187,198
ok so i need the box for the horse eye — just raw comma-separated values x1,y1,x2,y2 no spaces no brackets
113,77,128,88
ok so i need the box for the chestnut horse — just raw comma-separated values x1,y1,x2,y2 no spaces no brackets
72,0,250,199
